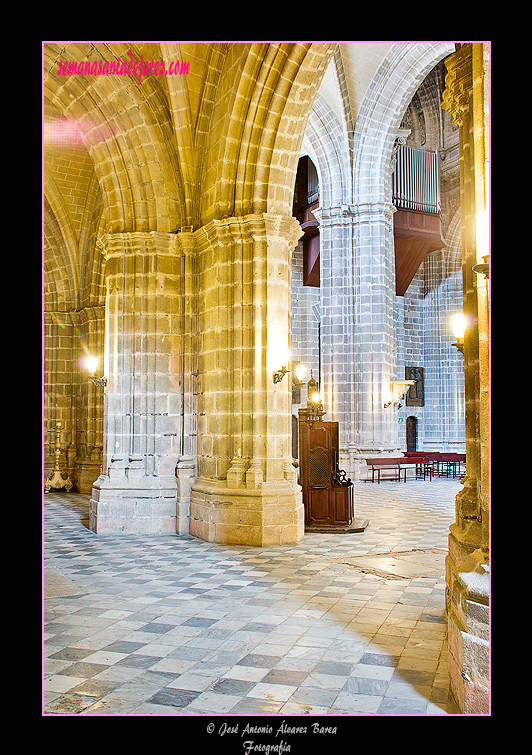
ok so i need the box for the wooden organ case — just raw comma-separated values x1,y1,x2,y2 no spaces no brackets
298,417,368,533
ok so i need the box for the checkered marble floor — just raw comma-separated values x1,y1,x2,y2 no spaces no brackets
43,479,462,716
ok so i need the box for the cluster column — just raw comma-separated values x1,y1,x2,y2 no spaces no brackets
317,202,399,478
351,201,399,458
190,213,305,546
73,305,105,492
313,205,356,470
90,231,185,535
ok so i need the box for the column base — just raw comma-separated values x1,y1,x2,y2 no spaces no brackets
190,479,304,546
90,473,178,535
75,456,103,495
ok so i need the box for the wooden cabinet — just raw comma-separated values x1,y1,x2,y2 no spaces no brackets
298,418,367,533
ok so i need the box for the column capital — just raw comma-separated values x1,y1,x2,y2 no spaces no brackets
441,44,473,127
100,230,181,260
313,202,396,230
195,212,303,251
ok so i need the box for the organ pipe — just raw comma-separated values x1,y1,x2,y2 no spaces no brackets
392,146,441,214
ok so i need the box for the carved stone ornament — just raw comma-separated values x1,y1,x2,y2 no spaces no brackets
441,45,473,127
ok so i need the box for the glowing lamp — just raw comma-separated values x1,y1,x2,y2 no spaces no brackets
86,355,107,387
86,356,98,375
451,313,466,354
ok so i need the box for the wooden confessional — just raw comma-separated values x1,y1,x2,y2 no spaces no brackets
298,415,368,533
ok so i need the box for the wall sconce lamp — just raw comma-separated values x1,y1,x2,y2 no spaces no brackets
292,363,307,403
383,380,416,409
472,256,489,279
86,356,107,387
273,365,289,384
450,313,466,355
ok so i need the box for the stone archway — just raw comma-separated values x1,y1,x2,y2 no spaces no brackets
349,43,455,460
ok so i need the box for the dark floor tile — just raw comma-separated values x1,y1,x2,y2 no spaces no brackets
102,641,146,654
190,572,221,578
115,654,162,669
359,652,399,667
58,662,108,677
148,688,201,708
313,660,353,676
238,654,283,668
123,578,153,584
138,623,176,634
210,678,256,696
182,617,217,628
167,647,212,661
261,669,309,686
48,647,94,661
45,623,74,633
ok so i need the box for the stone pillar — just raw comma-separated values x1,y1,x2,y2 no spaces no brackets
317,202,399,478
352,201,399,459
174,228,198,535
90,232,184,535
73,306,105,493
190,213,305,546
441,43,490,715
313,205,356,473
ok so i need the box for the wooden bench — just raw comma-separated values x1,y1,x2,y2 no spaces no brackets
438,453,466,478
403,451,465,478
364,455,440,483
364,458,406,483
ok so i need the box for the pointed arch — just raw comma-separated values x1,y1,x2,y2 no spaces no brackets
353,42,456,206
201,42,335,225
44,42,185,233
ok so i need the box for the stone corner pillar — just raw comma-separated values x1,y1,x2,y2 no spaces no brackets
442,42,490,715
89,231,187,536
189,213,304,546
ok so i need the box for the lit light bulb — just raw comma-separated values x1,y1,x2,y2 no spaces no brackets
295,364,306,381
86,356,98,375
450,313,466,340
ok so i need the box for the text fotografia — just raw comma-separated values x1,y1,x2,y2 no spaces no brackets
56,52,189,83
